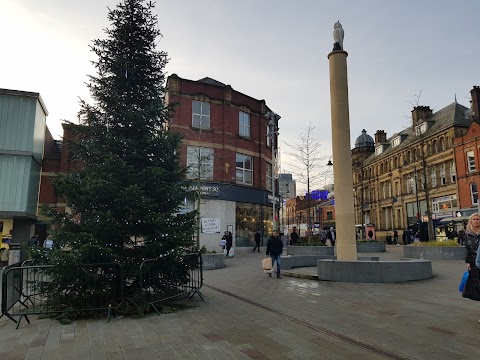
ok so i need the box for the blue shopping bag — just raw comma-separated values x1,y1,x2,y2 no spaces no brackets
459,271,469,292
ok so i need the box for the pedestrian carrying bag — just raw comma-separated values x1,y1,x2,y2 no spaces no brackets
462,269,480,301
262,257,272,270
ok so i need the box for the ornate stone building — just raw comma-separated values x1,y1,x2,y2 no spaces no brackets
352,101,473,240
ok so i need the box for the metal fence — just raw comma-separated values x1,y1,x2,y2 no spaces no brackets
139,252,203,314
1,252,203,327
1,262,123,328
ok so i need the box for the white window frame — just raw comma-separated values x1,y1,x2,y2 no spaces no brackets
440,164,446,185
192,101,210,129
450,162,456,182
467,151,476,172
392,137,400,147
471,183,478,205
236,153,253,185
375,145,383,156
431,167,437,188
239,111,250,138
186,146,214,180
266,125,272,147
266,162,272,191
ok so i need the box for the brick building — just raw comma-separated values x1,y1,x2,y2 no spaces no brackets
166,75,280,251
453,86,480,217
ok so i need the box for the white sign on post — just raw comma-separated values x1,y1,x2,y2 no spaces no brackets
201,218,221,233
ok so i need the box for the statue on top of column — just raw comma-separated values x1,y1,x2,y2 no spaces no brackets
333,21,344,51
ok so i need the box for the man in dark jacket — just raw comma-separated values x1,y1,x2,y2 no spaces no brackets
266,230,283,278
290,227,299,245
226,232,233,257
253,231,261,252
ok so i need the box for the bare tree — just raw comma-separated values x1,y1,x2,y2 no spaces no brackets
283,123,329,242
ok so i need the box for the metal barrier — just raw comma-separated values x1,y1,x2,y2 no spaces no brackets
1,262,123,328
0,252,203,327
139,252,203,314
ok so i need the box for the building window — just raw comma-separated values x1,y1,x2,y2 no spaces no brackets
392,137,400,147
326,211,333,220
236,153,253,185
266,162,272,191
382,183,386,200
186,146,214,180
432,195,457,213
266,125,272,147
432,140,438,153
192,101,210,129
406,175,417,194
471,183,478,205
440,137,445,151
431,166,437,188
467,151,476,172
450,162,456,182
440,164,446,185
239,112,250,138
375,145,383,156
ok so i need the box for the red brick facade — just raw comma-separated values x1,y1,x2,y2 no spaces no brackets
454,121,480,210
167,74,276,190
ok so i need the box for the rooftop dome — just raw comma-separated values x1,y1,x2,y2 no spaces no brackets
355,129,374,148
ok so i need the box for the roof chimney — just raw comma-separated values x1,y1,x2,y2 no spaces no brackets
411,106,432,129
374,130,387,144
471,86,480,121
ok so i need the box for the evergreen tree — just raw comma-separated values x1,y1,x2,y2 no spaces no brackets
38,0,196,304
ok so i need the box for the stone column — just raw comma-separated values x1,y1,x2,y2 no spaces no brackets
328,50,357,261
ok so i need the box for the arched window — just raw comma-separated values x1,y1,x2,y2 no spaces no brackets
412,149,417,160
471,183,478,205
407,151,411,162
394,157,398,168
427,143,431,156
380,163,384,173
439,137,445,151
432,140,438,153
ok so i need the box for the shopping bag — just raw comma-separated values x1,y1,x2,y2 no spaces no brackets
459,271,469,292
228,247,234,258
462,269,480,301
262,257,272,270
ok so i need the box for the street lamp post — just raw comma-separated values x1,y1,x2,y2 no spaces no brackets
414,166,421,236
265,111,281,232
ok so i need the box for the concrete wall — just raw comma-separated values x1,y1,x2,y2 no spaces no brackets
317,259,432,283
403,246,464,260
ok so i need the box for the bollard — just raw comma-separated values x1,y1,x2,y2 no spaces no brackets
8,243,22,265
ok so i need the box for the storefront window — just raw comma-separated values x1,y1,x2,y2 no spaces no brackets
235,203,276,247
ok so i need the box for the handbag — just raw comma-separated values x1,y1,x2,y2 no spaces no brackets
459,271,469,292
262,257,272,270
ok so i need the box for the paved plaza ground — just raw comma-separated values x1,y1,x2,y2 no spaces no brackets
0,245,479,359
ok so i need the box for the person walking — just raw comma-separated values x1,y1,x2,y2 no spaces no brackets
393,230,398,245
225,231,233,257
290,227,299,245
464,213,480,309
253,230,261,252
326,227,336,246
266,230,283,278
367,229,374,241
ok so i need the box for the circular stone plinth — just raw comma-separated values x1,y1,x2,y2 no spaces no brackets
403,246,464,260
317,259,432,283
287,246,334,256
202,254,225,270
356,241,386,252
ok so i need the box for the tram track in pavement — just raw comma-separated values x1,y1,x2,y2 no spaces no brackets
204,283,411,360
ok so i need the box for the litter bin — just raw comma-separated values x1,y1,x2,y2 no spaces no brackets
386,235,393,245
8,243,22,265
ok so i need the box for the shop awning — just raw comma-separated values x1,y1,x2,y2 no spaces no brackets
439,217,454,223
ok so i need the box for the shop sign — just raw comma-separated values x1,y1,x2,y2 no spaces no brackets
188,185,220,197
201,218,221,233
267,194,281,205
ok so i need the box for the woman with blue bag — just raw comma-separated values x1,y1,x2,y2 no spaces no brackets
463,213,480,310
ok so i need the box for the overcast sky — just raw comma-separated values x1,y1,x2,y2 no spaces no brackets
2,0,479,189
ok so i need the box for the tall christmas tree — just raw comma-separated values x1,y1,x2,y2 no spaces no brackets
42,0,196,290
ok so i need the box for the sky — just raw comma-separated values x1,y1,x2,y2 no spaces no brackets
2,0,479,191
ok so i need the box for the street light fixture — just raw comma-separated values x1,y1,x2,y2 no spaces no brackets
265,111,281,232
